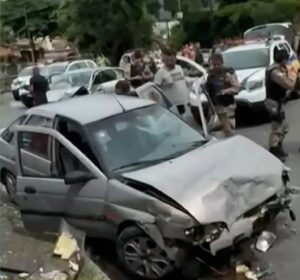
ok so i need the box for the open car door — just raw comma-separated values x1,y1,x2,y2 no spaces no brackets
192,77,221,136
13,125,107,235
135,82,176,112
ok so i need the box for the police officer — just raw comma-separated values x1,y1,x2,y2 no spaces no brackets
206,54,239,137
265,46,297,161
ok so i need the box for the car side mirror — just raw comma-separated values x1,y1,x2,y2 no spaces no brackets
64,170,95,185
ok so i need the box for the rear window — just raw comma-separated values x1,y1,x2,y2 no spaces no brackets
223,48,270,70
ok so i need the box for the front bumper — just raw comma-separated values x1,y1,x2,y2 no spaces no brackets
206,187,293,255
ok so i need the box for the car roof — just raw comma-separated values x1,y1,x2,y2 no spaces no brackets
224,43,269,53
27,94,155,125
62,68,96,75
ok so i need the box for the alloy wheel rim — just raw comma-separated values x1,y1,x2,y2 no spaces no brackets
123,236,171,279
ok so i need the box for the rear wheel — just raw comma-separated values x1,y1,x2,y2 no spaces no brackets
12,90,20,101
117,226,173,280
3,171,16,201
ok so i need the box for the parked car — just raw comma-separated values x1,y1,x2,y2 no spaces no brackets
189,36,300,125
18,59,98,104
20,67,124,108
0,93,295,280
11,65,46,101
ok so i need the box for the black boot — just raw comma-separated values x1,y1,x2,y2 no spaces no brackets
269,146,287,162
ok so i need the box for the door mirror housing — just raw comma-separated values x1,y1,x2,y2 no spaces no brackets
64,170,95,185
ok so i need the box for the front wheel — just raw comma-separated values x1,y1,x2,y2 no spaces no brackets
117,226,173,280
12,90,20,101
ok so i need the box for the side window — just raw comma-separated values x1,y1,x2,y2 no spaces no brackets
87,61,96,68
68,63,81,71
26,115,52,128
100,69,117,83
115,69,125,79
56,140,89,176
176,60,202,77
78,62,89,69
92,72,102,87
2,115,27,144
20,132,51,160
56,118,99,168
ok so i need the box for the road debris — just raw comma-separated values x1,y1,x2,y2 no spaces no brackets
255,231,277,253
18,273,30,279
53,231,80,260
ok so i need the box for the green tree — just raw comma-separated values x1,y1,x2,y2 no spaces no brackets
168,24,187,50
1,0,61,61
57,0,160,64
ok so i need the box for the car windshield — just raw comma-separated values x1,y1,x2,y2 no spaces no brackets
87,104,206,173
50,71,92,90
223,48,270,70
19,66,47,77
48,63,68,75
244,25,290,41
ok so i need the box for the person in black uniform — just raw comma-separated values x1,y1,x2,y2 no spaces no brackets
206,54,239,137
29,66,49,106
265,46,297,161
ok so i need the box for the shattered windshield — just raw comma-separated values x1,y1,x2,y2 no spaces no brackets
87,104,206,173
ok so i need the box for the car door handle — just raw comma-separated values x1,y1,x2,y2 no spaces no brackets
24,186,36,194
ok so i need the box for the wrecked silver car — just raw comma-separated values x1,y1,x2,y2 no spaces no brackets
5,94,295,280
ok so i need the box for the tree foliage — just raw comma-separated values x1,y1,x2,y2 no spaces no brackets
57,0,159,63
1,0,61,38
181,0,300,46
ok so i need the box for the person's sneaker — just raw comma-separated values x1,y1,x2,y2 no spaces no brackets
269,147,287,162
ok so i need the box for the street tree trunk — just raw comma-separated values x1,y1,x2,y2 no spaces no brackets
29,34,37,63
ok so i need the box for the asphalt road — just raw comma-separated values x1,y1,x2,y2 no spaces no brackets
0,92,299,280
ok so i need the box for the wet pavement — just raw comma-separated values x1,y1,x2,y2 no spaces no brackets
0,93,300,280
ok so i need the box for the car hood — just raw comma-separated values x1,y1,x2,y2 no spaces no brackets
235,67,265,84
123,136,284,226
14,76,31,85
46,86,87,102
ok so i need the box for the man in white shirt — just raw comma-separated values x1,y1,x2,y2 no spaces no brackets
154,48,189,116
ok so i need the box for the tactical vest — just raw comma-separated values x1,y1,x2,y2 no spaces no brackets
206,68,235,106
265,65,287,101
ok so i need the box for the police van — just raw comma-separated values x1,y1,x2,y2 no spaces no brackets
189,35,299,125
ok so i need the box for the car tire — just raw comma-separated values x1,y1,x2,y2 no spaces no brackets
3,171,16,202
12,90,20,101
20,94,33,108
117,226,173,280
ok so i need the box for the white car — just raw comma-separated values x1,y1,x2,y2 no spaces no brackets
189,36,298,124
21,67,124,107
11,65,46,101
18,60,98,103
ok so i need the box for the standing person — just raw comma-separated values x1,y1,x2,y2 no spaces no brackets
154,48,189,116
129,50,153,88
265,47,297,161
29,66,49,106
195,42,204,65
206,54,239,137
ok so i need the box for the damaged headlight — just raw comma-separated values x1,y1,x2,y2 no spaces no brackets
185,223,227,243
